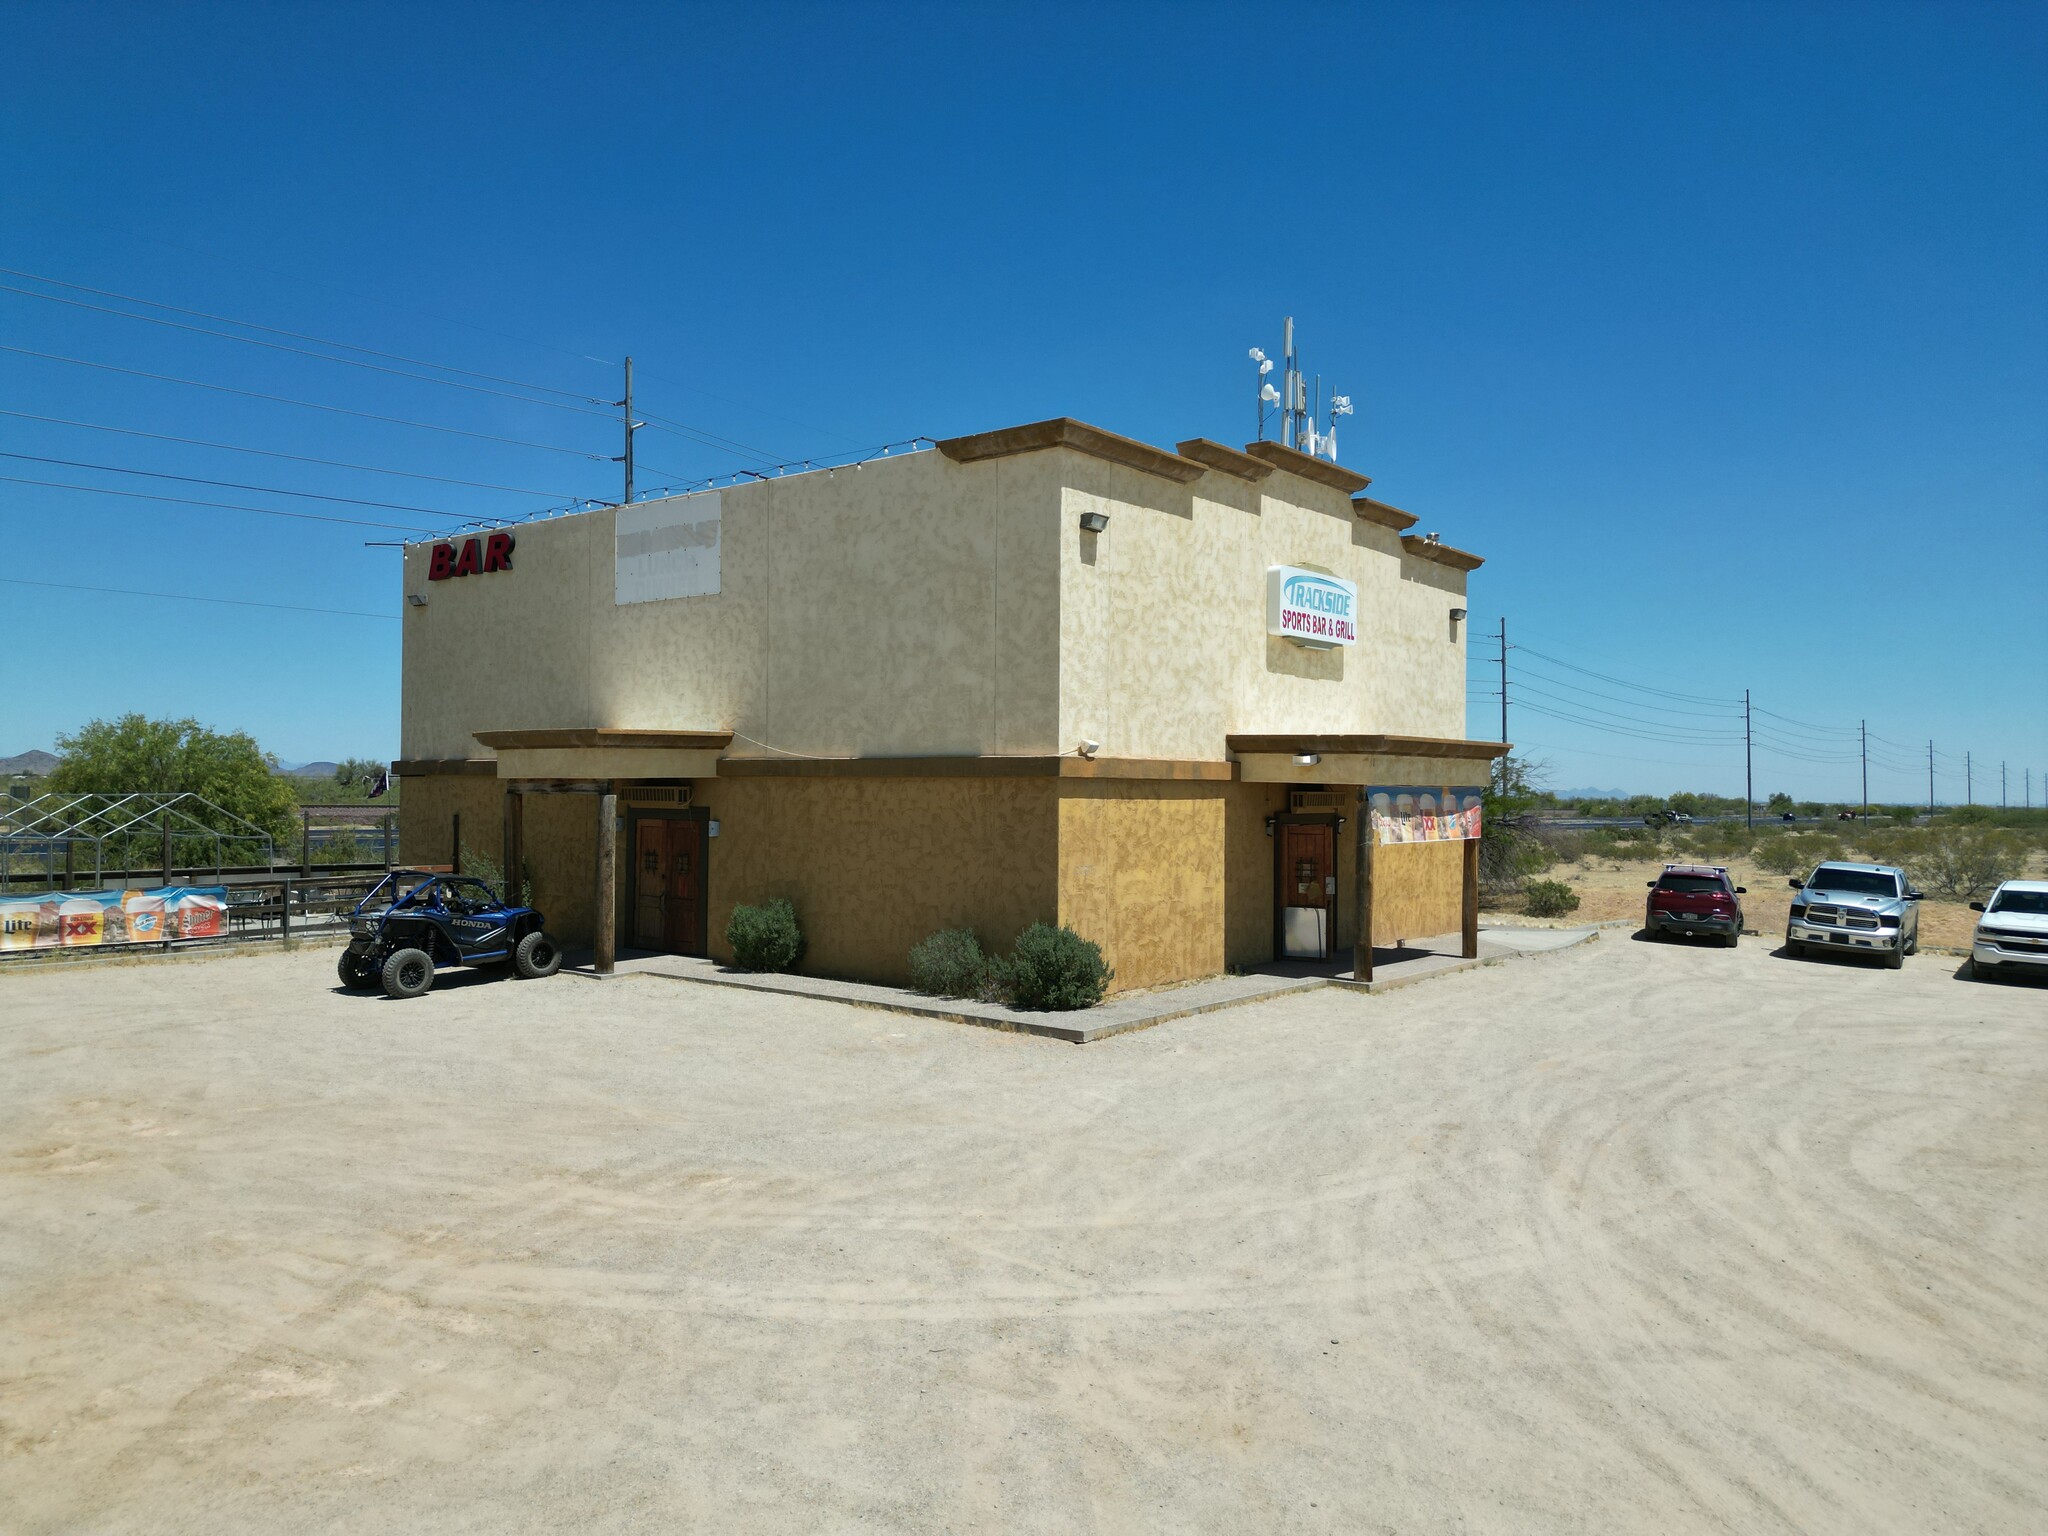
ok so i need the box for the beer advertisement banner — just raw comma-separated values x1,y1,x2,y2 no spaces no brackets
0,886,230,951
1368,787,1485,846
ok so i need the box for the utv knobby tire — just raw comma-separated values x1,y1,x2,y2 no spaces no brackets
514,930,562,979
382,946,434,999
337,949,377,989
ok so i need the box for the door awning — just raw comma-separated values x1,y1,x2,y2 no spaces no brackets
473,728,733,782
1227,733,1508,787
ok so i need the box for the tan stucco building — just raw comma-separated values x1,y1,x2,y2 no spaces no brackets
394,419,1504,991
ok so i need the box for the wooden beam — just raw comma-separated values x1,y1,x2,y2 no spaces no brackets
473,728,733,752
1352,789,1374,982
1227,733,1510,760
450,810,462,875
1461,836,1480,960
594,786,618,974
503,786,523,904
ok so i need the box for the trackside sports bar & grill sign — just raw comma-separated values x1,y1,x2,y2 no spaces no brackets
1265,566,1358,648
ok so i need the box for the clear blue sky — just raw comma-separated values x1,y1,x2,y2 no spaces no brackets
3,2,2042,803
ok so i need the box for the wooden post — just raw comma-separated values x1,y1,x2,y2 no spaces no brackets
595,787,618,973
451,811,462,874
382,813,393,871
300,808,312,878
505,787,524,905
1352,789,1374,983
279,877,293,947
163,811,175,888
1461,836,1481,959
63,823,75,892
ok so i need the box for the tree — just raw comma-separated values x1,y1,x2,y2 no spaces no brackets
48,715,300,840
334,757,383,791
1766,792,1794,814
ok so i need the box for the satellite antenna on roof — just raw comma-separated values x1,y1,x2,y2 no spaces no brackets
1248,317,1346,462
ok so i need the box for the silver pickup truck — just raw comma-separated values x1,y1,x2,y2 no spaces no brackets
1785,861,1923,969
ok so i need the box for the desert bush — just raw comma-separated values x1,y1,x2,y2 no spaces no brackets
998,923,1112,1010
1523,879,1581,918
1679,825,1755,863
726,897,804,972
1753,833,1846,876
1899,827,2029,901
908,928,992,998
1887,805,1918,824
1534,829,1589,865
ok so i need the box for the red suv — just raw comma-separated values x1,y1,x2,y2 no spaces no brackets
1645,864,1746,948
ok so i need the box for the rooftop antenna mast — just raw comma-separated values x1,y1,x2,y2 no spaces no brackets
1283,316,1306,450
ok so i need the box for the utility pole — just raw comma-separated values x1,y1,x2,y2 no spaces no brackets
1928,740,1935,817
1859,719,1868,819
2001,761,2006,808
1498,619,1510,793
1966,751,1973,805
1744,689,1753,831
615,356,640,506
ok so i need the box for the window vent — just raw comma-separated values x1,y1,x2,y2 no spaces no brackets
1289,790,1345,815
626,786,693,807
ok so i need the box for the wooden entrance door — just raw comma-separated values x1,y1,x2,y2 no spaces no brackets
1277,821,1337,960
632,817,704,955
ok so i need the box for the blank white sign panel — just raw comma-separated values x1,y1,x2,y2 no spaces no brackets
616,491,720,605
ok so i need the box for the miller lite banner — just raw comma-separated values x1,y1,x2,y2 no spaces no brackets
1265,566,1358,648
0,886,230,951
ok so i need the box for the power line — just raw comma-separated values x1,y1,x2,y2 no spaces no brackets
0,266,610,404
0,281,617,417
0,345,612,460
1509,667,1744,722
0,575,394,620
1509,642,1741,707
0,409,577,496
635,413,789,465
1,474,433,533
1509,681,1744,740
0,451,493,521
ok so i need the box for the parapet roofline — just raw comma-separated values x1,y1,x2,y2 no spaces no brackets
935,417,1375,495
1227,733,1509,760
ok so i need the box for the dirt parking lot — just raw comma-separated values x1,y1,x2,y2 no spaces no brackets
3,937,2043,1534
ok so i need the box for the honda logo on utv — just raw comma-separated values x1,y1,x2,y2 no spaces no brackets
428,533,515,581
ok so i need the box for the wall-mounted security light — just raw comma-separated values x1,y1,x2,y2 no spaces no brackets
406,594,428,608
1293,752,1321,766
1450,607,1467,622
1079,739,1100,759
1079,511,1109,533
707,820,720,837
1264,814,1277,838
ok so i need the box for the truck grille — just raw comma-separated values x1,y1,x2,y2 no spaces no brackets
1807,904,1881,931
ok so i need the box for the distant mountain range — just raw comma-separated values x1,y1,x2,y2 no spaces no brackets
1554,787,1633,800
4,749,349,779
1,749,58,777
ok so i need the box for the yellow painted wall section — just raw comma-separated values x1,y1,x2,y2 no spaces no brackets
397,776,506,871
398,778,600,944
1224,782,1286,968
400,449,1066,763
693,776,1060,986
1058,458,1470,760
1056,782,1227,992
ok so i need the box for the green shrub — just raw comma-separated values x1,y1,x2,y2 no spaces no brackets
726,897,804,972
908,928,991,998
1754,833,1845,876
998,923,1112,1010
1537,830,1589,865
1900,827,2029,901
1523,879,1581,918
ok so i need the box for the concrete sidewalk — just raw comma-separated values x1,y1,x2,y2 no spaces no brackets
567,922,1604,1041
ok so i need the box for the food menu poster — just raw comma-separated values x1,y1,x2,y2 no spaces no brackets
1368,787,1485,846
0,886,230,950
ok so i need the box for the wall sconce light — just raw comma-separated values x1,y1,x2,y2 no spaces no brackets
707,820,721,837
1078,511,1109,533
1293,752,1321,766
1079,739,1100,759
1449,607,1467,622
1264,814,1276,837
406,594,428,608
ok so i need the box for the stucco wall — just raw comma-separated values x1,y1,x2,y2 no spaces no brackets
1057,458,1469,761
1056,782,1228,992
398,777,600,945
400,449,1066,763
694,776,1060,986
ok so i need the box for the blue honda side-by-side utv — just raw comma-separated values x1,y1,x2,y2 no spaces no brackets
338,871,562,999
